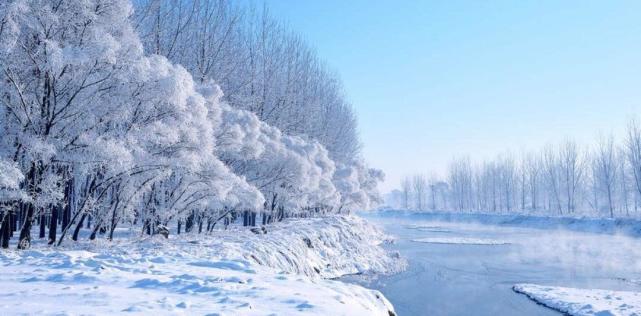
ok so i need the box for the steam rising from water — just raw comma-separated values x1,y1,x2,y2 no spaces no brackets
397,217,641,279
509,229,641,276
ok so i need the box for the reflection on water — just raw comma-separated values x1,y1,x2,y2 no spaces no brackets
344,212,641,316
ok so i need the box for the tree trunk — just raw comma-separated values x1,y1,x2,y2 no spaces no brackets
1,210,11,249
11,210,17,236
39,213,46,239
108,221,117,241
18,163,39,250
17,203,34,249
72,213,88,241
250,212,256,226
89,219,102,240
108,198,120,241
61,175,73,232
48,205,59,245
185,211,194,232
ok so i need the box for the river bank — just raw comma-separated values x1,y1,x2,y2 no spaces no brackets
0,216,403,315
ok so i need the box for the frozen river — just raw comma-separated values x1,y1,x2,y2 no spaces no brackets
345,212,641,316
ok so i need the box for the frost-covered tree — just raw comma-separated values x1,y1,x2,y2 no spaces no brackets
593,136,618,218
559,141,584,214
0,0,382,250
412,174,427,211
0,160,25,248
626,120,641,202
401,176,411,210
449,157,473,211
132,0,362,166
405,124,641,219
0,0,151,247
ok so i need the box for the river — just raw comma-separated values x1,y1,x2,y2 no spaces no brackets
345,212,641,316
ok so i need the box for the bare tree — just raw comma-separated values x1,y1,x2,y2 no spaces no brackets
559,140,584,213
594,136,618,218
626,120,641,203
525,152,541,211
498,155,517,212
448,157,473,211
619,148,631,216
396,119,641,219
543,146,563,214
428,173,438,211
412,174,427,211
518,154,527,211
401,177,411,210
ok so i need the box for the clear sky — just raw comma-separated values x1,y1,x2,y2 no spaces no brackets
265,0,641,192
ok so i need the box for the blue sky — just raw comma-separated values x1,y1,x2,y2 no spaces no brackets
265,0,641,192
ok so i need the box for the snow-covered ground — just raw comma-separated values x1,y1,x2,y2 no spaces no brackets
514,284,641,316
0,216,403,315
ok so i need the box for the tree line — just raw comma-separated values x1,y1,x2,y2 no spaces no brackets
396,121,641,218
0,0,382,249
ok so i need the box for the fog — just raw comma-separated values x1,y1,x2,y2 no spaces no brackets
510,228,641,277
405,220,641,277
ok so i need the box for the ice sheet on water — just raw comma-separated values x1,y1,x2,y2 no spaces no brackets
514,283,641,316
404,224,452,233
411,237,510,245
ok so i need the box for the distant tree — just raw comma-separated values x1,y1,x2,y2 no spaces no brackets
626,120,641,207
593,136,618,218
543,146,563,214
412,175,427,211
559,140,584,213
401,177,411,210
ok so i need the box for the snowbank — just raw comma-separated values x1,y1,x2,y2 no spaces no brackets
513,283,641,316
0,215,402,315
216,215,406,278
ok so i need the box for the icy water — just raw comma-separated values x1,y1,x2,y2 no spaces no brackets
345,212,641,316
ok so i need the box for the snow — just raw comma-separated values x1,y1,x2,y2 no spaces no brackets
513,284,641,316
411,237,510,245
0,216,401,315
219,215,406,278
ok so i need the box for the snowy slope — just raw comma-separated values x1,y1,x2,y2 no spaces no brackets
212,215,406,278
0,216,402,315
514,284,641,316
